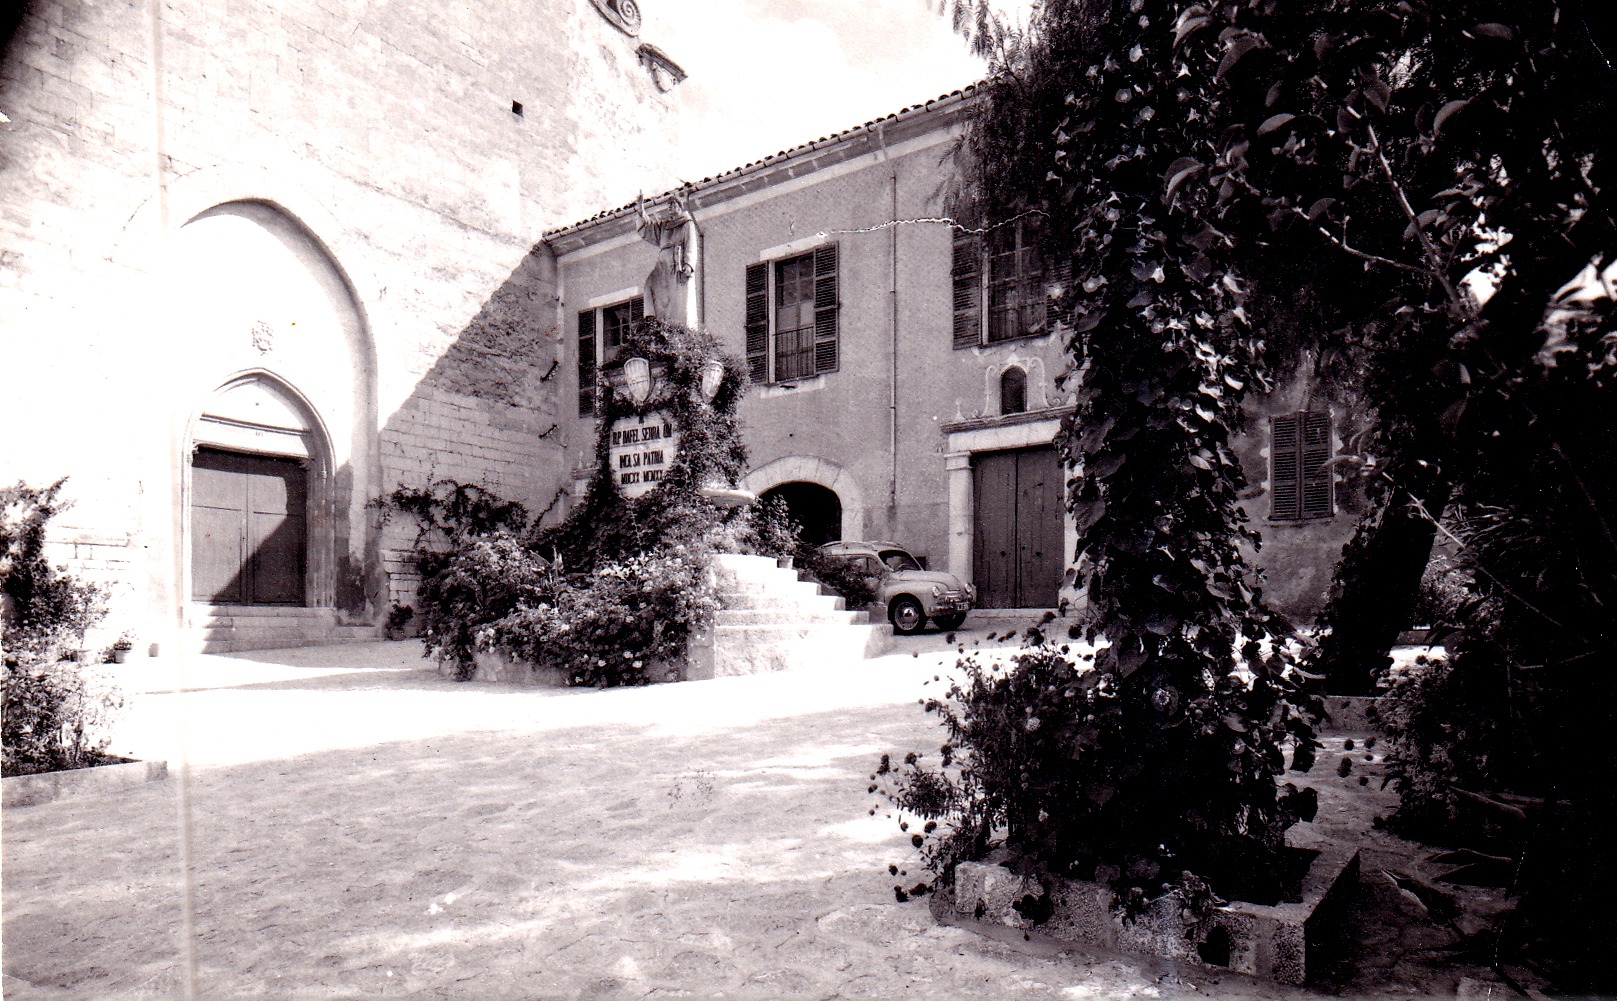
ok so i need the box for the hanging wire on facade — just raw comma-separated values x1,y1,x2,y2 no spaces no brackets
811,208,1049,239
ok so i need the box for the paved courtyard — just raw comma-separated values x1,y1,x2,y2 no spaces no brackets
3,633,1457,999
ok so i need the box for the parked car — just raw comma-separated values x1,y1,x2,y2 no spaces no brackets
814,540,975,635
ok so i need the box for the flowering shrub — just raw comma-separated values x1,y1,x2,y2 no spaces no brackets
2,478,124,776
3,480,108,668
1378,640,1527,845
378,318,750,686
879,624,1318,911
415,535,550,680
2,661,125,776
798,549,879,609
485,545,718,687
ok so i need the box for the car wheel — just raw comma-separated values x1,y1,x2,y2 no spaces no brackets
889,596,926,635
933,612,966,632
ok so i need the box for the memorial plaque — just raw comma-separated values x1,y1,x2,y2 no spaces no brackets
608,414,677,498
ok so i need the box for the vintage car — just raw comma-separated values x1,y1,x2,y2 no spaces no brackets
815,540,975,635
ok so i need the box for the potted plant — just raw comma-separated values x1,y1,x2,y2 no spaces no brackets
109,632,134,664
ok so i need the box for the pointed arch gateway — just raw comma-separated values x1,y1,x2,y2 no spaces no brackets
188,373,335,607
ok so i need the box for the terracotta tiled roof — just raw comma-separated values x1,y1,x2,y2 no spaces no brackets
543,81,985,245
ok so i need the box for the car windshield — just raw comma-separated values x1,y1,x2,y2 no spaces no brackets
877,549,922,572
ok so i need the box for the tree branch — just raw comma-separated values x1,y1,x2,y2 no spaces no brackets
1365,121,1473,319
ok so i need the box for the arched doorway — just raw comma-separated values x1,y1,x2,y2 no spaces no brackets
160,198,373,621
189,374,332,607
759,482,842,547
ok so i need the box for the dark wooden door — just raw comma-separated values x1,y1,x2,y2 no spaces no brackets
192,448,307,604
973,446,1062,608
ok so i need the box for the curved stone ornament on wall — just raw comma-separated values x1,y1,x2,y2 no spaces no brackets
590,0,641,37
250,319,274,354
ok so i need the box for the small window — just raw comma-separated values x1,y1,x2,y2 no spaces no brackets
745,244,839,384
1270,410,1334,520
1000,367,1027,415
577,296,644,417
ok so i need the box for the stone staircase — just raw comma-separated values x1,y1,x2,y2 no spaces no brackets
189,605,381,654
687,553,893,678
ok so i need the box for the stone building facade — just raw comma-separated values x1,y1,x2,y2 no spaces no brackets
546,88,1361,622
1,0,685,651
4,0,1356,655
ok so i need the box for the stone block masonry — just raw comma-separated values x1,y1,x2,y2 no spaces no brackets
945,843,1361,986
0,0,683,647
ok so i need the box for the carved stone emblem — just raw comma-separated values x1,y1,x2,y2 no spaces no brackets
590,0,641,36
623,357,653,405
250,319,274,354
699,359,724,400
636,43,687,92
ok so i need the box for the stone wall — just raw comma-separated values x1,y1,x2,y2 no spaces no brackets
0,0,682,647
550,95,1359,620
553,103,1074,589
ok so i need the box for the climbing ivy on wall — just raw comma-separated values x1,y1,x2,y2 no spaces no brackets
882,0,1321,911
379,318,751,686
534,318,750,570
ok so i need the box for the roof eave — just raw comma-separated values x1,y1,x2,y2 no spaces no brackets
543,82,984,255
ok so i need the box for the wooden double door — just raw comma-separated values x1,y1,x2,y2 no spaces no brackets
191,448,307,605
972,446,1063,608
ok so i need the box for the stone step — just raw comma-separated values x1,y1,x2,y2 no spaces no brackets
203,629,382,654
713,552,793,574
186,605,381,653
714,607,869,626
692,621,893,678
716,593,846,614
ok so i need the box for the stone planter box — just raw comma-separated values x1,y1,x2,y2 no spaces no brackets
940,842,1359,986
461,648,685,686
3,757,169,809
1322,695,1383,733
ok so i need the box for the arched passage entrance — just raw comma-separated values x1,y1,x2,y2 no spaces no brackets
759,482,842,547
189,374,334,607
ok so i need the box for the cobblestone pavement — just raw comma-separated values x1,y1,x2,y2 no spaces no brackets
2,633,1477,999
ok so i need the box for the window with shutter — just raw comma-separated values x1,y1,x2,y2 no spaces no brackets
1300,411,1334,518
987,223,1044,343
953,233,982,349
1270,410,1334,520
745,244,839,385
602,297,644,354
577,309,597,417
576,295,644,418
953,219,1052,348
775,254,816,381
744,262,768,384
812,243,839,374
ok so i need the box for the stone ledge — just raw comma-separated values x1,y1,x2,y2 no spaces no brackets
1322,695,1383,734
3,758,169,809
942,842,1359,986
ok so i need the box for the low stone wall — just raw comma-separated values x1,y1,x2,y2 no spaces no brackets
458,648,685,686
3,758,169,809
942,843,1359,986
1322,696,1383,734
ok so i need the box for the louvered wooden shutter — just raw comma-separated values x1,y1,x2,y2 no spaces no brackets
1270,413,1301,519
1300,411,1334,518
745,262,768,384
953,233,982,348
577,308,597,417
812,242,839,374
1044,251,1071,330
1021,227,1046,333
630,296,645,324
